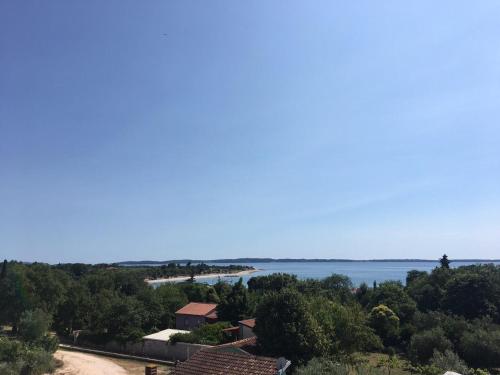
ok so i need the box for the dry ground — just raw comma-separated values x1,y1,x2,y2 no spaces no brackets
54,349,171,375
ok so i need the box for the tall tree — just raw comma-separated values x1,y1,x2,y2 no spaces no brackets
368,304,400,347
254,289,327,365
217,278,251,323
440,254,451,269
1,259,7,279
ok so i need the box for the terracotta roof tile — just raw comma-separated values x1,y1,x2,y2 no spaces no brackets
238,318,256,328
173,349,279,375
175,302,217,316
206,311,218,320
215,336,257,349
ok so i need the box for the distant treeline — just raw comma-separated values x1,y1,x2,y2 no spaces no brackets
118,258,500,265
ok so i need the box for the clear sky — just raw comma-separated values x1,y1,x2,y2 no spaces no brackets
1,1,500,263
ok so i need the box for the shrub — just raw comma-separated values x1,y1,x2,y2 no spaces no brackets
296,358,384,375
430,350,470,375
20,346,56,375
170,322,231,345
368,305,399,347
18,309,52,343
295,358,349,375
459,329,500,368
0,337,56,375
409,328,452,364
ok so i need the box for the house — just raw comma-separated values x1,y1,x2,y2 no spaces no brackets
238,318,256,339
172,347,291,375
175,302,218,330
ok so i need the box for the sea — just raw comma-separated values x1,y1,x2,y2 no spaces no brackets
176,260,500,287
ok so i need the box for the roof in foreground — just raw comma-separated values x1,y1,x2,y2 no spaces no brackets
143,329,189,342
173,349,279,375
176,302,218,316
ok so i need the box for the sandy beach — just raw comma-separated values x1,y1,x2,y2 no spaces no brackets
145,268,259,285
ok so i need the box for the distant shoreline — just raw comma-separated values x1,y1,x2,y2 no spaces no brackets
145,268,260,285
122,258,500,266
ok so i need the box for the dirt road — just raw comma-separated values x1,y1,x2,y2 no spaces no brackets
53,350,171,375
54,350,129,375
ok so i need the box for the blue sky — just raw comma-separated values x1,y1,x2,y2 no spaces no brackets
1,1,499,263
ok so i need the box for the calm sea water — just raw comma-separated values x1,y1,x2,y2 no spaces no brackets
183,261,500,287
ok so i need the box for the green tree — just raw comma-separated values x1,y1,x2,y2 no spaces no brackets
206,287,220,303
370,281,416,324
254,289,327,365
368,305,400,347
1,260,7,279
0,267,32,331
356,282,373,307
321,274,354,303
18,309,52,343
155,284,188,328
310,297,381,355
247,273,298,293
213,280,232,302
443,269,499,320
459,328,500,368
105,296,148,342
217,278,251,323
439,254,450,269
409,328,452,364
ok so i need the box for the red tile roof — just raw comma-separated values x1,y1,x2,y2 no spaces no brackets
175,302,217,317
173,349,279,375
238,318,256,328
216,336,257,348
205,311,218,320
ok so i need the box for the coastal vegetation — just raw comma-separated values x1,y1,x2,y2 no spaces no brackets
1,256,500,373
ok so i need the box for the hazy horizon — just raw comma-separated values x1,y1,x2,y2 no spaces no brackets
2,1,500,263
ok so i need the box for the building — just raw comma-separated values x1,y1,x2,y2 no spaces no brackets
172,347,291,375
140,328,210,361
175,302,218,330
238,318,256,339
143,328,189,342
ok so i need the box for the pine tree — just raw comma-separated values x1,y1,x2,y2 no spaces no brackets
0,259,6,279
439,254,450,269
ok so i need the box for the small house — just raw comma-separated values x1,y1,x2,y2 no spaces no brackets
175,302,218,330
238,318,256,339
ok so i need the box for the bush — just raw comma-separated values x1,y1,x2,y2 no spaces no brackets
368,305,399,347
430,350,470,375
0,337,56,375
295,358,349,375
459,329,500,368
20,346,56,375
18,309,52,343
296,358,384,375
170,322,231,345
409,328,452,364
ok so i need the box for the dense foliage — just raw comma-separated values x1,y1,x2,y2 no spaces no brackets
0,309,58,374
2,255,500,373
0,261,247,344
170,322,231,345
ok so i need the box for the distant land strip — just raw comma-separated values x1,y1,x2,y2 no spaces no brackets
118,258,500,265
